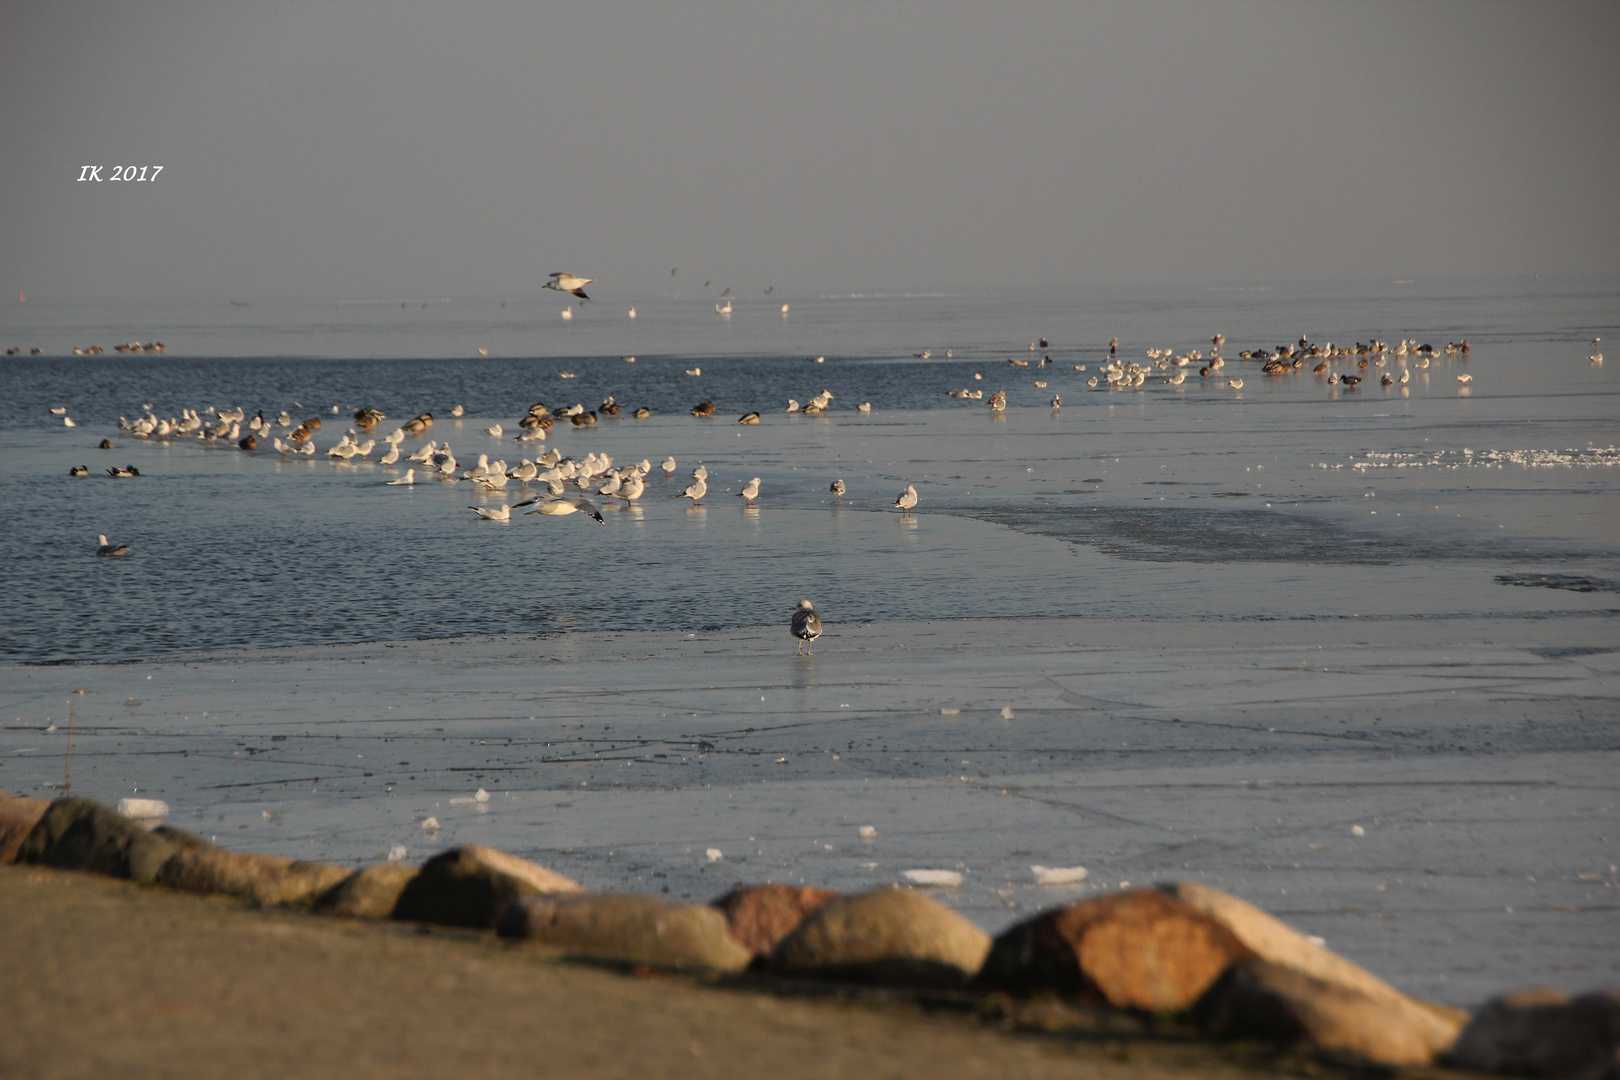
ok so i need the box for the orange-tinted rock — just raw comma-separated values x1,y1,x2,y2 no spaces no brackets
0,793,50,863
712,884,840,958
978,888,1253,1011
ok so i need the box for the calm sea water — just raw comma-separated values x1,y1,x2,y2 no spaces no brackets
2,276,1616,663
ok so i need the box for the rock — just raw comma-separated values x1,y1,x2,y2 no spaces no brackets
317,864,420,919
16,797,180,883
771,886,992,987
392,844,581,929
0,793,50,864
155,846,351,907
499,892,751,971
1197,958,1457,1066
978,888,1252,1010
711,883,840,958
1449,988,1620,1079
1158,881,1466,1053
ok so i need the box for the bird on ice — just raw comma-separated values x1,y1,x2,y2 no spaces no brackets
523,497,605,524
738,477,761,504
791,600,821,655
468,504,510,521
894,484,918,512
95,534,132,557
543,272,594,300
385,469,416,485
829,478,846,500
680,477,707,505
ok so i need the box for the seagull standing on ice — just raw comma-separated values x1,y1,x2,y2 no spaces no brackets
894,484,918,512
830,478,846,500
544,272,594,300
738,477,761,504
680,477,707,505
791,600,822,655
385,469,416,486
468,504,510,521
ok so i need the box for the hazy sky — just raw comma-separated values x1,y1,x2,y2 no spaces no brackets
3,2,1616,301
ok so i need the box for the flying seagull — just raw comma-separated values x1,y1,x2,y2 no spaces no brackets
544,273,594,300
523,497,605,524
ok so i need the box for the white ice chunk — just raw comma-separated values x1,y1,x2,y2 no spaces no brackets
421,817,440,832
475,788,490,802
387,844,408,862
858,825,878,840
902,869,963,887
1031,865,1088,885
706,848,723,862
1351,824,1366,837
1000,706,1016,720
118,798,169,819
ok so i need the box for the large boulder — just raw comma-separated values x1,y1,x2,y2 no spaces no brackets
15,797,180,883
1449,988,1620,1079
1158,881,1466,1054
771,886,992,987
1197,958,1454,1066
499,892,751,971
317,864,420,919
0,793,50,863
391,844,581,928
712,883,840,958
155,846,351,907
979,888,1253,1011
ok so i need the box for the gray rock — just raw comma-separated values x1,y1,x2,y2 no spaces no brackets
317,864,420,919
1197,958,1453,1066
16,797,179,883
392,844,581,929
1450,988,1620,1079
155,846,351,907
1159,880,1465,1053
979,888,1253,1010
771,886,992,987
498,892,751,972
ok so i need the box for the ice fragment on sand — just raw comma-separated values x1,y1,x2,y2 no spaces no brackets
1031,865,1088,885
903,869,963,887
858,825,878,840
475,788,490,802
387,844,408,862
118,798,169,819
1352,825,1366,837
706,848,723,862
1000,706,1015,720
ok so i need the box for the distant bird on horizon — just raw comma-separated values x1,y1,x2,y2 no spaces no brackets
544,272,593,300
791,599,822,656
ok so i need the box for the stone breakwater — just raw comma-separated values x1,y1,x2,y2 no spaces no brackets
4,792,1615,1077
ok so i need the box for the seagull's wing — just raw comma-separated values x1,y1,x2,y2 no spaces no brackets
571,288,590,300
569,497,606,523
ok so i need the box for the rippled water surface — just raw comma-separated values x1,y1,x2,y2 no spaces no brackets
2,276,1616,663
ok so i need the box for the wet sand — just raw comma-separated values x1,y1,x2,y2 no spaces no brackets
4,613,1616,1008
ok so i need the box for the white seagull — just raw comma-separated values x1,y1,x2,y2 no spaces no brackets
385,469,416,485
680,477,707,505
791,600,822,655
469,504,510,521
738,477,761,504
523,497,605,524
894,484,918,512
544,272,593,300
